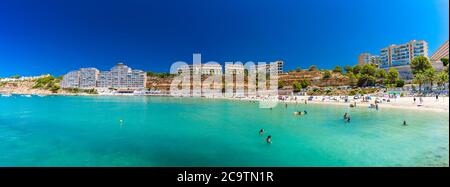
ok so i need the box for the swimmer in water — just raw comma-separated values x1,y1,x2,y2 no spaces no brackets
304,110,307,114
259,129,264,135
266,135,272,144
343,113,348,120
403,120,407,126
347,116,351,122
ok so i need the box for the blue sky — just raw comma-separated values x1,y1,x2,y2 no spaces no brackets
0,0,448,77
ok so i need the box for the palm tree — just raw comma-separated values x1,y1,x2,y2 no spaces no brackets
436,71,449,90
413,73,426,91
423,68,436,89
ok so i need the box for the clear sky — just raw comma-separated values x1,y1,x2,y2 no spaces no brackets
0,0,448,77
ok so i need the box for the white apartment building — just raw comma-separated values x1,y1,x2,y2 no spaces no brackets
61,63,146,89
380,40,428,68
61,70,80,88
225,63,245,75
177,64,223,75
79,68,99,89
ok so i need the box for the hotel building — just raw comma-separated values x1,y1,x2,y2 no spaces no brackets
430,40,449,72
61,63,146,89
177,64,223,75
61,70,81,88
177,61,283,75
79,68,99,88
250,61,284,74
225,63,245,75
430,40,449,62
379,40,428,68
358,53,381,66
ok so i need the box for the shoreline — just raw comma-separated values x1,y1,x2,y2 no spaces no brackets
3,92,449,113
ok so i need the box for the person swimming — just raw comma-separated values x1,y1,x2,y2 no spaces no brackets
303,110,307,114
294,111,303,115
347,116,351,122
259,129,264,135
266,135,272,144
403,120,407,126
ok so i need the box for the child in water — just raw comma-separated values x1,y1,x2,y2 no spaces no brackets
266,135,272,144
259,129,264,135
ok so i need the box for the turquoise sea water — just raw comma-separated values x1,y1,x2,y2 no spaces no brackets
0,95,448,167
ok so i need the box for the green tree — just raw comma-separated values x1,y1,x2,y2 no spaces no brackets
436,71,449,89
386,68,399,84
352,65,361,75
346,72,357,86
278,80,286,89
292,81,302,92
295,67,302,72
10,75,21,79
333,66,342,74
344,65,352,73
323,70,332,79
423,68,436,88
376,69,386,79
299,79,311,88
357,74,376,87
441,57,449,67
308,65,318,71
410,56,432,75
413,73,426,91
360,64,376,76
395,79,405,88
50,85,60,93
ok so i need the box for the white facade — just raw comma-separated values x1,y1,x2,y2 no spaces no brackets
225,64,245,75
61,70,80,88
79,68,99,88
177,64,223,75
61,63,146,89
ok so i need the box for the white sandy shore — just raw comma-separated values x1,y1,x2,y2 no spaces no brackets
230,96,449,113
4,91,448,113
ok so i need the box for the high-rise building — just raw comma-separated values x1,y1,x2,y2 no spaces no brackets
97,71,112,88
79,68,99,88
358,53,381,66
225,63,245,75
430,40,449,62
176,64,223,75
252,61,284,74
61,70,80,88
61,63,146,89
379,40,428,68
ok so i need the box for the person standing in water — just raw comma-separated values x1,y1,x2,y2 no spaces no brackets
266,135,272,144
347,116,351,123
343,113,348,120
285,103,288,108
259,129,264,135
403,120,407,126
